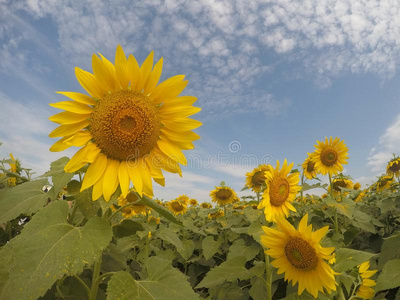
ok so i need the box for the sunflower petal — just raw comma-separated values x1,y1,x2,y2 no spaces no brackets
157,139,187,166
49,120,90,138
127,162,143,196
92,178,103,201
118,161,130,198
137,51,154,92
49,111,91,124
49,136,73,152
127,54,141,91
102,159,120,202
144,57,163,95
64,145,90,173
64,131,92,147
56,91,96,105
50,101,94,114
75,67,105,99
114,45,129,89
81,153,108,191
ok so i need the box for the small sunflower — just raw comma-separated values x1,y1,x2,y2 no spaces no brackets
189,198,198,206
329,176,354,195
208,209,224,219
210,186,240,206
353,182,361,190
302,154,317,180
49,45,202,202
147,216,160,224
7,153,17,186
166,199,187,215
356,261,377,299
386,156,400,177
311,137,348,176
117,191,147,218
261,214,336,298
200,202,212,209
245,164,270,192
176,194,190,205
376,175,393,192
354,191,366,203
258,160,301,222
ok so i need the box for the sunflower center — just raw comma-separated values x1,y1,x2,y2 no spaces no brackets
269,178,290,206
390,161,400,172
285,237,318,270
171,201,184,211
332,180,347,192
321,148,338,166
90,90,160,161
216,188,233,200
306,161,315,172
252,171,266,186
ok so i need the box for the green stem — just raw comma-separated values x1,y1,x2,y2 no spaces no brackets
265,252,272,300
6,221,12,241
94,272,115,286
73,275,90,297
89,256,102,300
256,192,260,204
300,172,304,205
56,280,65,299
329,174,339,234
68,201,79,224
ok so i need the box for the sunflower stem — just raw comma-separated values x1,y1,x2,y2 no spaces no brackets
89,256,102,300
300,172,305,205
329,174,339,234
264,251,273,300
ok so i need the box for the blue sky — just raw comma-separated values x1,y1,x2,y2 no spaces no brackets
1,0,400,201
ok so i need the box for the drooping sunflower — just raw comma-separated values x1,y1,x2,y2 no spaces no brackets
189,198,198,206
245,164,270,192
356,261,377,299
311,137,348,176
386,156,400,177
258,159,301,222
302,154,317,180
49,45,202,202
208,209,224,219
117,191,147,218
329,176,354,195
7,153,17,186
210,186,240,206
176,194,190,205
166,199,187,215
200,202,212,209
353,182,361,190
261,214,336,298
354,191,366,203
376,175,393,192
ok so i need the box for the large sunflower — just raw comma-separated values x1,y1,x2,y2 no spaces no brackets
210,186,240,206
311,137,348,176
258,160,301,222
261,214,336,298
386,156,400,177
166,199,187,215
245,164,270,192
49,45,201,201
302,154,317,180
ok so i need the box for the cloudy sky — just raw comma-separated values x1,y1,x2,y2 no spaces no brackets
1,0,400,201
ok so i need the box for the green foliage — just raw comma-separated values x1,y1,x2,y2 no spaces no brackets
376,259,400,291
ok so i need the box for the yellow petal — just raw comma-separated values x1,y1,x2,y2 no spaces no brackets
92,177,103,201
127,162,143,196
148,149,182,176
162,118,202,131
50,101,94,114
82,143,101,163
102,159,120,202
81,153,108,191
137,51,154,92
114,45,129,89
64,146,90,173
49,120,90,138
159,105,201,118
145,158,165,187
312,226,329,243
157,139,187,166
98,53,119,90
161,128,200,142
153,80,188,103
64,131,92,147
75,67,105,99
150,75,185,100
92,54,118,92
162,96,198,107
138,161,153,196
49,136,73,152
118,161,130,198
127,54,140,91
56,91,96,105
144,57,163,95
49,111,91,124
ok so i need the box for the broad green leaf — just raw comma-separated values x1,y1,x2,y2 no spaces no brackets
376,259,400,291
107,257,199,300
74,188,100,219
113,219,144,238
4,201,112,300
227,239,260,261
41,157,74,196
202,235,222,260
196,256,252,288
138,195,182,225
248,221,264,244
334,248,376,272
178,239,195,260
378,234,400,270
158,226,184,252
249,277,267,300
0,178,49,224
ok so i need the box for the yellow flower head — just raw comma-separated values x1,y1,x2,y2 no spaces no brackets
245,164,270,192
261,214,336,298
311,137,348,176
189,198,198,206
356,261,377,299
208,209,224,219
354,191,366,203
302,154,317,180
386,156,400,177
353,182,361,190
329,176,354,195
200,202,212,209
48,45,202,202
376,175,393,192
258,160,301,222
117,191,147,218
210,186,240,206
7,153,17,186
176,194,190,205
166,199,187,215
147,216,160,224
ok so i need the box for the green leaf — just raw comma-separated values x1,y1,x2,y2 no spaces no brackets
202,235,222,260
196,256,252,288
376,259,400,291
74,188,101,219
107,257,199,300
227,239,260,261
0,178,49,224
248,221,264,244
113,219,144,238
249,277,268,300
334,248,376,272
138,195,182,225
158,226,184,252
378,234,400,270
41,157,74,196
3,201,112,299
178,239,195,260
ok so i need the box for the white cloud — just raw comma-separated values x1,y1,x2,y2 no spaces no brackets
367,114,400,173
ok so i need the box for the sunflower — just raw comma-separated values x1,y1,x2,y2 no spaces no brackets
329,177,354,195
311,137,348,176
117,191,148,218
208,209,224,219
166,199,187,215
189,198,198,206
356,261,377,299
353,182,361,190
147,216,160,224
354,191,365,203
258,159,301,222
175,194,190,205
245,164,270,192
210,186,240,206
302,154,317,180
49,45,202,202
386,156,400,177
376,175,393,192
7,153,17,186
261,214,336,298
200,202,212,209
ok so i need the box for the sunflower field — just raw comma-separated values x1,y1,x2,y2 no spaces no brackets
1,46,400,300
